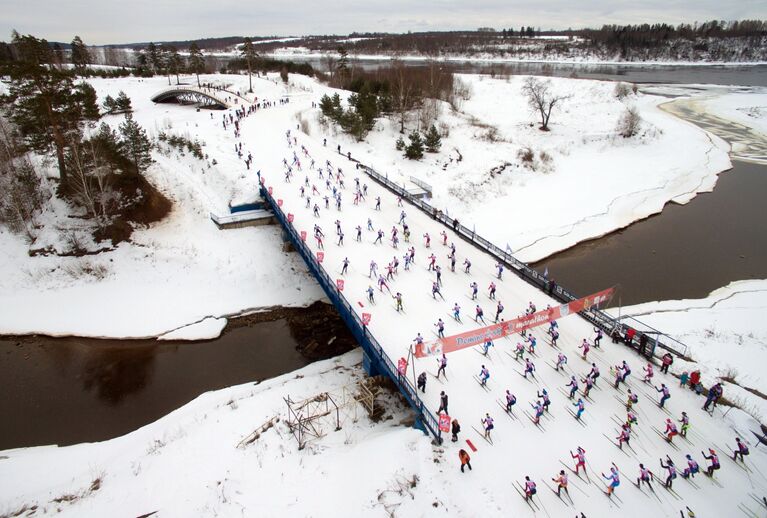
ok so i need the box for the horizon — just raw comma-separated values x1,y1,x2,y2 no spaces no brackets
1,0,763,46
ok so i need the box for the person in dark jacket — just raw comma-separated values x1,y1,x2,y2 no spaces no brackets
451,419,461,442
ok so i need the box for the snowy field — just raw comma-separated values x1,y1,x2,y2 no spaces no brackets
699,91,767,136
2,71,767,517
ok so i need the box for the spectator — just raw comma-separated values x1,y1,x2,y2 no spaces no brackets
459,449,472,473
661,353,673,374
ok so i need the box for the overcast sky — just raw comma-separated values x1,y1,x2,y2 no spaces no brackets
1,0,764,45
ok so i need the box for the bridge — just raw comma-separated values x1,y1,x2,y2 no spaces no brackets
151,85,233,109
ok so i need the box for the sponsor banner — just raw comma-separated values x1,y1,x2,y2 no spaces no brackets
277,199,283,207
316,251,324,263
362,313,371,326
268,186,273,195
415,287,614,358
439,413,451,433
300,230,307,241
397,357,407,375
287,213,294,223
336,279,345,291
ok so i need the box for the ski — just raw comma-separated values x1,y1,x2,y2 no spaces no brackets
524,410,546,432
513,483,539,513
496,399,517,420
473,375,491,392
471,426,493,445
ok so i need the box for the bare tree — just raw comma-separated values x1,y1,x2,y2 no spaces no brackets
522,77,569,131
67,138,117,227
389,57,420,134
617,106,642,138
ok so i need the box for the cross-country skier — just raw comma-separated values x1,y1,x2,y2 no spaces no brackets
452,303,461,322
656,383,671,408
551,327,560,347
660,457,677,488
437,390,448,414
702,449,720,476
523,476,537,500
526,334,537,354
637,464,654,487
341,257,349,275
538,389,551,412
475,305,486,324
602,465,620,495
531,400,544,424
470,282,479,300
436,354,448,379
573,398,585,420
378,275,391,293
579,338,590,359
435,265,442,286
552,470,569,497
393,292,403,312
428,253,437,271
643,362,654,383
625,389,639,410
375,196,381,210
494,301,504,323
423,232,431,248
505,390,517,412
435,318,446,338
463,258,472,274
440,230,447,245
566,376,579,399
482,340,494,356
679,411,689,437
593,327,603,348
481,413,494,439
367,217,374,231
617,424,631,449
479,365,490,386
734,437,750,462
369,260,378,278
571,447,586,474
399,210,407,224
681,455,700,479
495,263,504,279
488,282,496,300
581,375,594,398
524,358,536,378
374,229,384,244
432,281,445,300
514,342,525,360
556,352,568,371
355,225,362,242
366,285,375,303
589,363,600,386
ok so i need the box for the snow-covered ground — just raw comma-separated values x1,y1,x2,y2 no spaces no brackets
615,280,767,423
700,91,767,136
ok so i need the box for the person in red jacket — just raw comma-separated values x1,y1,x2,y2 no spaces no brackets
459,449,472,473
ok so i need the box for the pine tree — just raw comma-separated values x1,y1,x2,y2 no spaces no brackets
395,136,405,151
405,131,424,160
240,39,258,93
336,47,349,80
76,83,101,121
102,94,117,114
114,91,132,113
424,125,442,152
118,113,153,175
188,42,205,87
70,35,91,74
146,42,161,75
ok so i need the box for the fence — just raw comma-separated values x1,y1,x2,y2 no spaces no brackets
258,178,443,441
357,164,688,360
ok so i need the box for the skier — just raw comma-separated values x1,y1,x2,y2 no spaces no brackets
378,274,391,293
626,411,638,428
579,338,591,359
679,411,690,438
459,449,472,473
479,365,490,386
494,301,504,322
523,476,537,501
437,390,448,414
555,352,568,371
470,282,479,300
552,470,569,497
526,334,537,354
602,465,620,495
593,327,603,348
451,419,461,442
643,362,654,383
436,354,448,379
495,263,504,280
538,388,551,412
341,257,349,275
733,437,750,462
659,457,677,488
482,340,494,356
581,375,594,398
589,363,601,386
626,389,639,410
566,376,579,399
656,383,671,408
505,390,517,412
481,413,494,439
336,230,344,246
432,282,445,301
523,358,536,378
488,282,496,300
617,424,631,449
413,332,424,348
637,463,654,488
367,217,374,231
393,292,403,312
423,232,431,248
681,455,700,479
435,265,442,286
573,398,585,420
315,233,324,250
417,372,427,393
514,342,525,361
702,449,720,476
355,225,362,242
475,305,486,324
366,285,375,303
440,230,447,245
369,260,378,278
530,400,544,425
450,419,461,442
374,229,384,244
435,318,446,339
551,327,560,347
375,196,381,210
619,360,631,383
428,253,437,271
452,303,462,322
571,447,587,475
399,210,407,225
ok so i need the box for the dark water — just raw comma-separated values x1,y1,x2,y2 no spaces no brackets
0,321,309,450
285,55,767,86
533,160,767,306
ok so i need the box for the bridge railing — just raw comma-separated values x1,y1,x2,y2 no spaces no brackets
258,180,443,441
358,165,687,359
151,86,230,107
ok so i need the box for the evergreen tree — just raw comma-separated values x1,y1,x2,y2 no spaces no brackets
166,45,183,85
146,42,161,74
405,131,424,160
1,32,99,187
336,47,349,79
102,94,117,114
395,136,405,151
424,124,441,152
240,38,258,93
319,94,335,117
118,113,153,175
70,35,91,74
188,42,205,87
114,91,132,113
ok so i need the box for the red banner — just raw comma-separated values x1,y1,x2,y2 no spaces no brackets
277,199,283,207
439,413,451,433
300,231,307,241
336,279,345,291
268,186,273,195
397,357,407,375
316,251,324,263
362,312,371,325
415,287,614,358
287,213,294,223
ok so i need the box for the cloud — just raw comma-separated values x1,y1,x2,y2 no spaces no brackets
0,0,762,45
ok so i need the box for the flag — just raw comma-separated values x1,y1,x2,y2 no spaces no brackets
544,267,549,279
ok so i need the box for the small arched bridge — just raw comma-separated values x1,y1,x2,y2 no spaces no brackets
151,86,231,109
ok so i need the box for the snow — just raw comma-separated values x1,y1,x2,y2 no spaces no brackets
157,316,227,340
700,91,767,136
613,280,767,424
1,70,767,517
